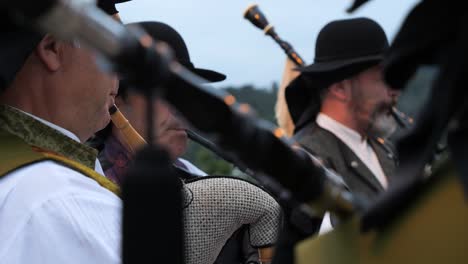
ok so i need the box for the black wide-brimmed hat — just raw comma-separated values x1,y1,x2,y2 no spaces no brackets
0,0,130,90
127,21,226,83
285,17,389,132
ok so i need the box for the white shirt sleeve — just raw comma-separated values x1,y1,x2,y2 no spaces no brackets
7,194,122,264
318,212,334,234
0,161,122,264
178,158,207,176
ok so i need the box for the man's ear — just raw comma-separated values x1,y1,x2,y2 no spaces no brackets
34,34,63,72
329,80,351,102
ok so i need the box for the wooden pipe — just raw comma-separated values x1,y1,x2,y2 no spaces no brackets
109,104,147,154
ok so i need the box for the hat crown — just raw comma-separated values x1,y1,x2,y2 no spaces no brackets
126,21,226,82
131,21,194,68
314,17,389,63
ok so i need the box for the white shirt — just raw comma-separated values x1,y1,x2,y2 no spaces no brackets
177,158,207,176
316,113,387,235
316,113,388,188
0,112,121,263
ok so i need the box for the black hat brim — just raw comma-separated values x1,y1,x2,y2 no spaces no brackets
192,68,226,83
296,53,384,73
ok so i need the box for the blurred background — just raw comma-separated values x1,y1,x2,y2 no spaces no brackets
118,1,433,176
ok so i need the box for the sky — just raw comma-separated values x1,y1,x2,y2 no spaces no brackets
118,0,420,89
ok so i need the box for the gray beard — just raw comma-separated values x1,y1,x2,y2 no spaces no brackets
369,112,398,139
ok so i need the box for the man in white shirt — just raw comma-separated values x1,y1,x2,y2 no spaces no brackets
0,1,127,263
285,18,400,231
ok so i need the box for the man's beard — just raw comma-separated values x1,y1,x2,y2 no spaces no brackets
369,109,398,139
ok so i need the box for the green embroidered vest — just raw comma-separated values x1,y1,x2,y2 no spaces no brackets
0,105,120,196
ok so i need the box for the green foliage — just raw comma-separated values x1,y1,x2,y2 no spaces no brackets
224,83,278,123
188,141,233,175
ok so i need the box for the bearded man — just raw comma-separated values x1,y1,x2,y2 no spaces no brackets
285,18,400,230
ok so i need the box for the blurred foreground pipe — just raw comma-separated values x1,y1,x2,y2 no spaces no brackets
109,104,147,154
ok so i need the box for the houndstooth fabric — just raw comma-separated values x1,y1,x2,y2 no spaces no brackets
182,177,282,264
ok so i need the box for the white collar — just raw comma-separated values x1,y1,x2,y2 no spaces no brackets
316,113,365,145
16,108,81,143
316,113,388,188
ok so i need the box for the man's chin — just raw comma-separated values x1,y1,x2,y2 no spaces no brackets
96,112,112,132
